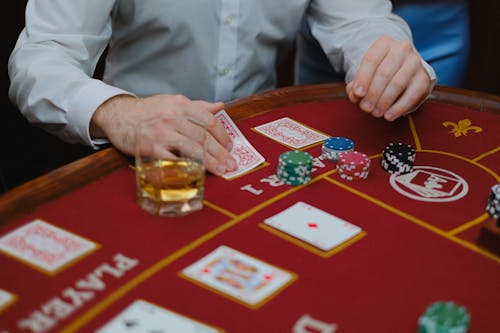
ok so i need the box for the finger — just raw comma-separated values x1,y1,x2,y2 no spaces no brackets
186,101,233,151
207,112,234,152
372,52,421,117
204,133,237,176
351,36,393,104
361,42,410,116
383,69,430,121
183,100,221,127
146,131,187,160
173,117,208,145
345,81,360,104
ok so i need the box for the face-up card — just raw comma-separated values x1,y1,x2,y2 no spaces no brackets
0,219,98,273
264,202,362,251
253,117,329,149
96,299,220,333
215,110,265,179
181,246,295,307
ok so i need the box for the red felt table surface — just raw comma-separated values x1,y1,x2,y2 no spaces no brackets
0,99,499,333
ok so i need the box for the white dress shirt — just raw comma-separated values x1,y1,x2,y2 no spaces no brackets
8,0,432,147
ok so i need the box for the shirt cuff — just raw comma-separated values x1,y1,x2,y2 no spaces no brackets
421,58,437,90
66,79,135,148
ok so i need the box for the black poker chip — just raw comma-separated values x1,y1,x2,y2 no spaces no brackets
381,142,415,175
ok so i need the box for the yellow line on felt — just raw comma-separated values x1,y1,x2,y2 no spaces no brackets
472,146,500,163
202,200,238,219
448,213,489,236
454,239,500,263
324,176,446,234
408,114,423,151
62,171,330,332
60,218,244,332
420,149,500,181
323,176,500,263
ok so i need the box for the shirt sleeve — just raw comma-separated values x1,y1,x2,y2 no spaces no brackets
8,0,133,148
307,0,436,84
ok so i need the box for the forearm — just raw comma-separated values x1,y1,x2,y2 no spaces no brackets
308,0,410,81
7,0,125,147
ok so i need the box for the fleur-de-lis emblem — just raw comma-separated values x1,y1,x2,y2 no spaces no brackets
442,119,482,137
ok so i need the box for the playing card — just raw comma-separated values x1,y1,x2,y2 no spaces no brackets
0,219,98,273
96,299,220,333
264,202,362,251
181,246,295,307
215,110,265,179
253,117,329,148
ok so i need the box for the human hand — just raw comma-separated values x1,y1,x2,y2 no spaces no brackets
346,35,433,121
91,94,237,176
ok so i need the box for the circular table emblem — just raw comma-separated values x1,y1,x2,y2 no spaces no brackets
389,166,469,202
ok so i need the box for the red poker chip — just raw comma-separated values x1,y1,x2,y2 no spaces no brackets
337,151,370,180
338,151,370,165
338,151,370,169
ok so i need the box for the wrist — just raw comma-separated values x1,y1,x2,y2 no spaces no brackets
90,94,137,139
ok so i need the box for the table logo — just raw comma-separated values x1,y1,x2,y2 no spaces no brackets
389,166,468,202
442,118,482,137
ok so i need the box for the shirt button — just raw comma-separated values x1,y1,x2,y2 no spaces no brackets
219,68,230,76
224,15,233,25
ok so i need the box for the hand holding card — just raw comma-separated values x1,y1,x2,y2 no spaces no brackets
215,110,265,179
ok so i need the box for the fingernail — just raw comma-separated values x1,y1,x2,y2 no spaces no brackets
227,159,237,170
361,100,372,111
373,108,381,116
216,164,226,175
385,112,395,121
355,86,365,96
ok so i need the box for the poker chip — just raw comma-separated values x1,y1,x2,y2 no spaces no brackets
336,151,370,181
321,136,354,162
381,142,415,175
277,150,313,185
418,301,470,333
485,183,500,223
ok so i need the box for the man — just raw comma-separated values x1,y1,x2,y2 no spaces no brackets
8,0,435,176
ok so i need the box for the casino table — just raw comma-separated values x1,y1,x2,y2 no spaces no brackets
0,84,499,332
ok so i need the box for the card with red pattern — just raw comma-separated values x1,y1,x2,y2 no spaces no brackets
215,110,265,179
253,117,328,148
0,219,97,273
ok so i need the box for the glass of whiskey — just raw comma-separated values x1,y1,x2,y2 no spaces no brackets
134,121,206,216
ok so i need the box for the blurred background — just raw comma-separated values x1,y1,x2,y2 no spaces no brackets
1,1,499,193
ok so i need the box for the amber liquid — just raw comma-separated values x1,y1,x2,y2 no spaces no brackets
136,159,205,216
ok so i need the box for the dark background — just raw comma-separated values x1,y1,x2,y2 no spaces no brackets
1,1,499,193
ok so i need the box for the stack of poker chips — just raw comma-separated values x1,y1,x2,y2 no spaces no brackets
417,301,470,333
336,151,370,181
277,150,313,185
321,136,354,162
486,183,500,225
381,142,416,175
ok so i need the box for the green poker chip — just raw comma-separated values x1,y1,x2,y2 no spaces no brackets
277,150,313,186
279,150,313,165
418,301,470,333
